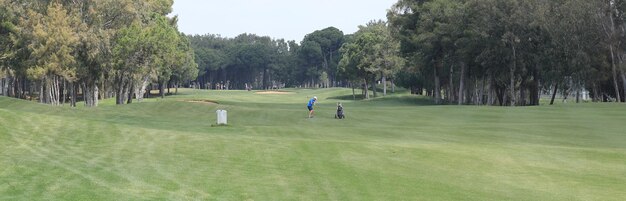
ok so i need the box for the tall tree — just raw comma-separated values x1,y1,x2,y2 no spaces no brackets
598,0,626,102
299,27,344,87
365,21,405,96
0,0,17,97
338,22,403,99
389,0,462,104
23,2,79,105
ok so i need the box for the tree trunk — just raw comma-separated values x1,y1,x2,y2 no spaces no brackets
458,62,466,105
3,77,8,97
330,51,336,88
12,77,18,98
135,75,149,102
47,77,53,105
479,77,486,105
3,77,7,96
4,77,9,97
382,74,387,96
496,87,505,106
160,81,165,99
28,81,34,101
56,76,61,105
93,85,99,106
83,82,90,106
82,83,94,107
621,71,626,102
43,78,49,103
68,82,73,106
15,77,20,98
434,60,441,104
361,83,364,96
116,76,125,105
363,78,369,99
487,73,495,105
529,80,539,106
352,84,356,100
121,81,129,103
530,67,540,106
48,75,57,105
62,80,66,105
593,83,600,102
519,81,526,106
50,76,56,105
55,76,60,105
127,81,134,104
103,83,109,99
391,80,395,93
70,82,77,107
372,77,377,98
84,81,98,107
576,84,581,103
5,77,12,98
44,77,50,104
604,1,622,102
5,77,10,97
609,45,622,102
40,79,45,103
146,84,151,98
7,76,13,98
261,67,268,90
167,80,171,94
448,64,454,103
22,77,28,99
550,82,559,105
471,78,477,104
199,75,204,89
0,77,4,96
54,77,58,105
14,77,20,98
510,45,517,106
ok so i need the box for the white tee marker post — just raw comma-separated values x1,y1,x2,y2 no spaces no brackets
216,110,227,125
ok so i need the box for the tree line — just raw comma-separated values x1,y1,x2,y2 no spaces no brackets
188,27,346,90
188,0,626,106
386,0,626,105
0,0,197,107
3,0,626,106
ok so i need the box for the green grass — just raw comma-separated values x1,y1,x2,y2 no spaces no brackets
1,88,625,200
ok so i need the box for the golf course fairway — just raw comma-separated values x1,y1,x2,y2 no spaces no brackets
1,88,625,200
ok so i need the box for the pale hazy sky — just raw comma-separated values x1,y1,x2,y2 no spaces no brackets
171,0,397,42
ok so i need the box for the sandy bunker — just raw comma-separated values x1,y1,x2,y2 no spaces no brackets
254,91,294,95
181,99,219,105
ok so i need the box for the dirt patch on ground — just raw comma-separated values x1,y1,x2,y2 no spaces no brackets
255,91,294,95
181,99,219,105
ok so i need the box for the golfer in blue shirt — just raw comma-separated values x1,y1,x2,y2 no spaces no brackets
307,96,317,118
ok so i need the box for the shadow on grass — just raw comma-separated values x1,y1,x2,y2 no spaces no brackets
327,93,436,106
327,94,366,101
369,95,437,106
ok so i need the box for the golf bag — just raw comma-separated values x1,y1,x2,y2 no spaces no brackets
335,104,345,119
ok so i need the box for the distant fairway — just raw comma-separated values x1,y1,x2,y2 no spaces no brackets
0,88,625,200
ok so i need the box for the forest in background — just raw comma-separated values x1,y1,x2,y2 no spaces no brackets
0,0,197,107
2,0,626,106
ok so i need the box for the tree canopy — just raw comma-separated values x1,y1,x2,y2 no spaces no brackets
388,0,626,105
0,0,196,106
2,0,626,106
